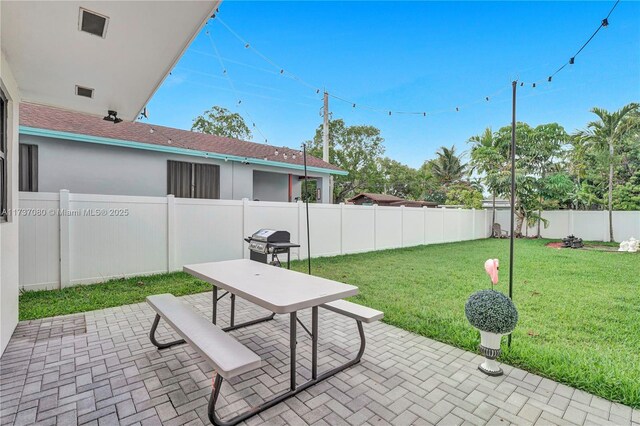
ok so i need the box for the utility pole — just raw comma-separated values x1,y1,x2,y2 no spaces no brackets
322,91,334,203
322,91,329,163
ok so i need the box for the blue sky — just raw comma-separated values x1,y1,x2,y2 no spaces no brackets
146,1,640,168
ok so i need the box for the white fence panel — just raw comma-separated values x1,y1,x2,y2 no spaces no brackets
341,205,375,254
403,207,425,247
458,210,474,241
614,211,640,242
425,209,445,244
68,194,168,285
19,191,499,290
307,204,341,258
375,207,402,250
175,199,244,268
19,193,60,291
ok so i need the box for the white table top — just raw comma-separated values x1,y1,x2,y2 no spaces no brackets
184,259,358,314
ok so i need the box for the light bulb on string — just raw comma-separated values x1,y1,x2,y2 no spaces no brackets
274,149,279,156
168,139,172,144
548,76,552,82
149,128,154,134
569,57,575,65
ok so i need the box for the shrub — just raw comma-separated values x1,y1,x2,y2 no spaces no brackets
465,290,518,334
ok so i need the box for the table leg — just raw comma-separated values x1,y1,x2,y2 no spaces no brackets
212,286,217,325
290,311,297,391
312,307,318,379
230,294,236,327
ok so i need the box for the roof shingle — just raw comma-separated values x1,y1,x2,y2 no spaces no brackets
19,103,343,172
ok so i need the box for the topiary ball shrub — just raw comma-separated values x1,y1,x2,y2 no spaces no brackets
465,290,518,334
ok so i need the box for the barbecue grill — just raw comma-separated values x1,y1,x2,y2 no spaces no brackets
245,229,300,268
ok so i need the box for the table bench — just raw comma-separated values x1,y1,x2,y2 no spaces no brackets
147,294,261,380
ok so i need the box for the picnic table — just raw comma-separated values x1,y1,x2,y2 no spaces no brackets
148,259,382,425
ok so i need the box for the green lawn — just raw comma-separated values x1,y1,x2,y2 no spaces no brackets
19,239,640,407
19,272,210,320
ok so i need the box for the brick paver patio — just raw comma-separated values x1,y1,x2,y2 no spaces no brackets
1,292,638,426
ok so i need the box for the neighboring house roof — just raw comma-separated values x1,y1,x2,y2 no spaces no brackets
388,200,439,208
19,103,346,175
348,193,405,203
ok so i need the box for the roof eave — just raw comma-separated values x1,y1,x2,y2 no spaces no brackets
19,126,348,176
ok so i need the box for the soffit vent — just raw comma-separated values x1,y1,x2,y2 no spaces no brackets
79,8,109,38
75,85,94,98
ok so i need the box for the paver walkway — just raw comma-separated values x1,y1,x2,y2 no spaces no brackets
1,292,638,426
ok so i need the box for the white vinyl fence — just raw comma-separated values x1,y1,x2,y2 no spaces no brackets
494,209,640,241
19,191,491,291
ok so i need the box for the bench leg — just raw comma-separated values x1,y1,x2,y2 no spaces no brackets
149,314,186,349
206,317,367,426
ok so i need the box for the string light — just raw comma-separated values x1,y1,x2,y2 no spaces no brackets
205,29,270,144
521,0,619,86
209,0,620,120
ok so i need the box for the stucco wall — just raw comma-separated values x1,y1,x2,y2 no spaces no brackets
253,171,289,202
18,134,332,202
1,51,21,354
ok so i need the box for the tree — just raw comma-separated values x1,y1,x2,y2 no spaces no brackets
526,123,569,237
306,119,385,202
444,183,483,209
574,103,639,241
379,158,422,199
428,146,467,186
468,127,509,227
191,106,252,140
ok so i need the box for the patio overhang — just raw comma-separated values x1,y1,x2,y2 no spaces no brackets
1,0,219,121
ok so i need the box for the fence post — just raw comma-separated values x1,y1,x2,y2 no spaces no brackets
243,198,250,259
472,208,476,240
373,204,378,250
602,210,609,242
166,195,175,272
485,209,489,238
423,206,427,244
340,203,345,255
400,205,405,247
59,189,70,289
569,209,574,236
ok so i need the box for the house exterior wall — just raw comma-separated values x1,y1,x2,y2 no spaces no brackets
1,51,21,354
253,171,289,202
18,134,333,202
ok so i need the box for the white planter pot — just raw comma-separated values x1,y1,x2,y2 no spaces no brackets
478,330,506,376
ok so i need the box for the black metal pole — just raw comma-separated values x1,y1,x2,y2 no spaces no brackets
508,80,517,348
303,144,311,275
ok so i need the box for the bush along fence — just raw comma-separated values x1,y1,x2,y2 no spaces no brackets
18,191,492,291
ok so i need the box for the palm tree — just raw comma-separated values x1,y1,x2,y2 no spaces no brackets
468,128,505,229
575,103,639,241
429,145,467,186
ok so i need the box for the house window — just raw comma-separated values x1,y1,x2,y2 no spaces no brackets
0,90,7,221
167,160,219,199
19,144,38,192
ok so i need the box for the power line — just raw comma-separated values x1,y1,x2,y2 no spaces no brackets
214,18,520,117
205,28,270,143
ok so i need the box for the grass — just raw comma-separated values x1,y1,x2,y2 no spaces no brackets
19,272,210,320
289,239,640,408
19,239,640,407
